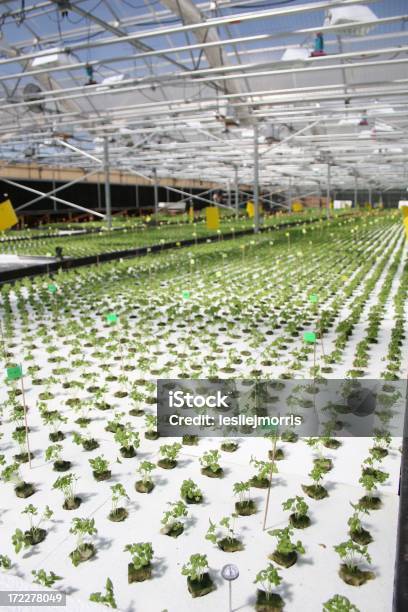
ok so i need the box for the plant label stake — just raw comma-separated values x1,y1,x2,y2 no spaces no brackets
263,423,279,531
48,283,57,294
319,322,325,359
221,564,239,612
308,296,325,356
304,331,319,404
182,290,190,300
7,365,31,469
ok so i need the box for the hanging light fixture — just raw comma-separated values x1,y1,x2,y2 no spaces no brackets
281,47,310,62
324,5,379,36
31,47,73,68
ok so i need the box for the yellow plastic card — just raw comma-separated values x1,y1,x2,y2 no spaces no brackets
404,217,408,239
0,199,18,231
398,200,408,240
292,201,303,213
399,202,408,239
205,206,220,230
246,200,254,218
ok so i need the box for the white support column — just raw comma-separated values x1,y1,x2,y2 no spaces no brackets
234,166,239,219
354,174,358,208
326,163,331,218
153,168,159,221
253,121,260,233
287,179,293,212
103,136,112,229
97,181,102,213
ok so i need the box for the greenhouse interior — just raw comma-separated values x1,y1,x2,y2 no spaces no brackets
0,0,408,611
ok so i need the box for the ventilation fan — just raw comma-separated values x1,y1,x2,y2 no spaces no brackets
23,83,45,113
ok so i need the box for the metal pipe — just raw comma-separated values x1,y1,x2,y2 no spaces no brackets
2,79,406,129
287,179,293,212
4,51,408,113
103,136,112,229
0,0,381,67
11,0,392,55
234,166,239,219
97,180,102,211
3,16,404,85
153,168,159,221
253,121,260,232
238,188,290,210
55,139,102,164
15,169,101,212
2,178,105,218
354,174,358,208
151,183,231,210
326,163,331,218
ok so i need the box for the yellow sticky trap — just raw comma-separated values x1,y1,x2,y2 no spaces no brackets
246,200,254,218
188,206,194,222
292,201,303,213
399,202,408,239
206,206,220,230
404,218,408,239
0,199,18,231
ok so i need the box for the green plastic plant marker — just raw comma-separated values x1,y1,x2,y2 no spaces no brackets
262,423,279,433
48,283,57,293
106,313,118,324
6,365,22,381
303,331,317,344
182,290,190,300
309,293,318,304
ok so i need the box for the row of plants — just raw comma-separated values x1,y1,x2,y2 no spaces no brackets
0,209,341,258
